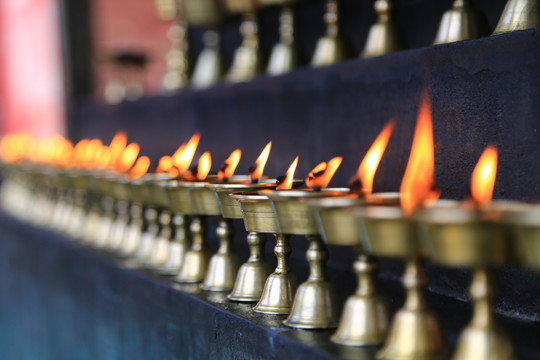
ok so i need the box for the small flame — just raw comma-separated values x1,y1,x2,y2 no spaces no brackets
173,133,200,176
277,156,299,190
400,92,440,216
356,119,396,195
109,131,128,168
195,152,212,180
83,139,103,168
96,146,111,168
218,149,242,180
156,155,173,173
117,143,140,173
306,157,343,189
471,146,498,207
129,156,151,178
72,139,90,166
250,141,272,182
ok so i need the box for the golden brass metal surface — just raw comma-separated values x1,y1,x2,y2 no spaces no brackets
165,181,195,215
254,233,297,314
208,179,275,219
433,0,489,45
147,209,174,267
357,206,447,359
233,192,280,233
232,192,297,312
493,0,540,35
228,231,272,301
416,201,509,267
362,0,407,58
134,208,160,263
267,6,297,75
358,206,424,257
176,216,211,283
185,181,222,216
283,235,340,329
182,0,225,25
226,13,261,82
268,189,351,235
311,0,346,66
331,253,389,346
452,268,516,360
191,30,223,89
161,214,190,275
222,0,257,14
503,203,540,269
376,257,448,360
201,217,241,291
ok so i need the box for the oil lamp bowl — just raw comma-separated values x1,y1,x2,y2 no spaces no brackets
181,0,226,26
267,188,351,235
183,176,223,216
140,173,175,208
307,192,400,246
165,181,195,215
207,177,275,219
416,200,510,267
231,191,280,233
503,202,540,270
354,205,422,258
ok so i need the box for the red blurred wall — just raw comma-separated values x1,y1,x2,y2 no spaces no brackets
0,0,66,137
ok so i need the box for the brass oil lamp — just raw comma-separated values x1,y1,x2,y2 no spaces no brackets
493,0,540,35
267,157,347,329
311,0,346,66
433,0,489,45
207,146,277,300
257,0,299,75
222,0,262,82
361,0,406,58
354,93,448,360
181,0,227,88
418,147,517,360
230,157,303,313
306,120,396,346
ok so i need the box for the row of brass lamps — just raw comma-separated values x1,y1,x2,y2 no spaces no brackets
154,0,540,90
1,93,539,359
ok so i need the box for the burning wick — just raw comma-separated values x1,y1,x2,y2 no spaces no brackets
276,156,299,190
249,141,272,184
305,156,343,191
186,151,212,181
218,149,242,182
350,118,396,196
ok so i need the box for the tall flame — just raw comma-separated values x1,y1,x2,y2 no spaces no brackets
129,156,151,178
277,156,299,190
173,133,200,176
218,149,242,180
96,146,111,168
117,143,140,173
156,155,173,173
356,119,396,194
471,146,498,207
305,156,343,189
250,141,272,182
195,152,212,180
400,92,440,216
109,131,127,168
72,139,89,166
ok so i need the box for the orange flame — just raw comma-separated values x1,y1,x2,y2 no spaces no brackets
400,92,440,216
129,156,151,178
277,156,299,190
83,139,103,168
471,146,498,207
117,143,140,173
156,155,173,173
306,156,343,188
195,152,212,180
250,141,272,181
173,133,200,176
72,139,90,166
356,119,395,195
218,149,242,180
96,146,111,168
109,131,127,168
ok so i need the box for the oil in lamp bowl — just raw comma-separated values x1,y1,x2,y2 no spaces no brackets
267,188,352,235
416,200,511,267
